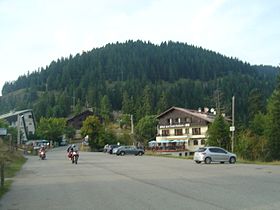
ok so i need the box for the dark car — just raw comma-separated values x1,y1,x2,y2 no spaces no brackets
107,144,120,154
116,146,144,156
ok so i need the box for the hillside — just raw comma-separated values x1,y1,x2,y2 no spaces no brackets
0,40,278,123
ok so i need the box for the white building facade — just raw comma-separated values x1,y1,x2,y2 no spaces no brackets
0,109,36,143
156,107,215,152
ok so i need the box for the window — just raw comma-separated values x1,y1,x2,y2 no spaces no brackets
162,130,170,136
201,139,206,145
174,118,180,124
29,115,32,118
185,128,189,134
194,140,198,145
209,148,227,154
198,148,206,152
175,129,183,136
185,117,191,123
192,128,201,135
167,118,172,125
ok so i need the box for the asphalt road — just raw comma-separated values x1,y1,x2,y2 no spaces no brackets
1,147,280,210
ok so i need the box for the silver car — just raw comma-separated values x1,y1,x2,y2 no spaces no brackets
193,147,236,164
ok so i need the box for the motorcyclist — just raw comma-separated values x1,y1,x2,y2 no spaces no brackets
67,144,78,158
38,145,46,159
39,145,46,153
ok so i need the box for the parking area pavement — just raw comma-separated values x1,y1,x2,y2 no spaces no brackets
1,148,280,210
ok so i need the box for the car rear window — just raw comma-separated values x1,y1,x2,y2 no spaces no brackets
197,148,206,152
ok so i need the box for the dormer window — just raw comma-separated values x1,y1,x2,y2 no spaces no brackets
174,118,180,124
185,117,191,123
167,118,172,125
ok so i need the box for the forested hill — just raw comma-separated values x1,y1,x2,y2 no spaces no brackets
0,40,278,123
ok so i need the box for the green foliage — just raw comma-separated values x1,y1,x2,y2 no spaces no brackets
0,119,17,143
236,129,267,161
36,117,66,142
0,119,8,128
265,76,280,160
80,116,104,150
100,95,112,124
247,88,264,121
117,133,133,145
119,114,131,129
0,41,277,125
121,91,134,115
135,115,158,145
157,91,169,114
207,114,230,150
64,126,76,140
249,112,266,136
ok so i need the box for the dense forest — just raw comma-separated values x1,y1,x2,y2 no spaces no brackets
0,40,278,125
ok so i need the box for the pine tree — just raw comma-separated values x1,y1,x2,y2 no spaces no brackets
207,114,230,150
142,85,153,116
100,95,112,123
265,76,280,160
248,88,264,121
157,91,168,114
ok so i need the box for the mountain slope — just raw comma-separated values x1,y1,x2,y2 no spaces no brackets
0,40,278,123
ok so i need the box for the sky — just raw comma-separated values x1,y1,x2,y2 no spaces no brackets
0,0,279,95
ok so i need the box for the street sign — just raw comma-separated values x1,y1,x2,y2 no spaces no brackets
230,126,235,132
0,128,7,136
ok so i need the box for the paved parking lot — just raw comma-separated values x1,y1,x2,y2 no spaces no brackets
1,148,280,210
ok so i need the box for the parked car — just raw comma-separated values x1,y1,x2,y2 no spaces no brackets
112,147,120,154
116,146,144,156
26,140,49,150
107,144,120,154
59,139,68,146
193,146,236,164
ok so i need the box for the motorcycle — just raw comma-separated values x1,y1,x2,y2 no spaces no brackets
69,150,79,164
39,150,46,160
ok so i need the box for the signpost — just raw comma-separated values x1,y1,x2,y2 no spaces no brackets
0,129,8,188
231,96,235,152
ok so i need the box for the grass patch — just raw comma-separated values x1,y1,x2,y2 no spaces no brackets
0,180,12,198
0,152,26,199
236,158,280,165
5,155,27,178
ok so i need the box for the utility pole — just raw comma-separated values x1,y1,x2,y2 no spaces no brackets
231,96,235,152
17,114,21,146
72,90,75,111
130,114,134,134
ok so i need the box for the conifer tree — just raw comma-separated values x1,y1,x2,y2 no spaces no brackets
207,114,230,150
265,76,280,160
100,95,112,123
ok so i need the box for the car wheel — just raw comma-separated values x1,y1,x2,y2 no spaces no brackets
204,157,211,164
229,157,236,164
138,152,144,156
120,151,125,156
195,161,201,164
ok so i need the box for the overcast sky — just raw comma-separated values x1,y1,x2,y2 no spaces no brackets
0,0,279,95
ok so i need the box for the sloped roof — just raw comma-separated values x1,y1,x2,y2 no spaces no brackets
156,106,215,123
0,109,33,119
66,109,94,121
